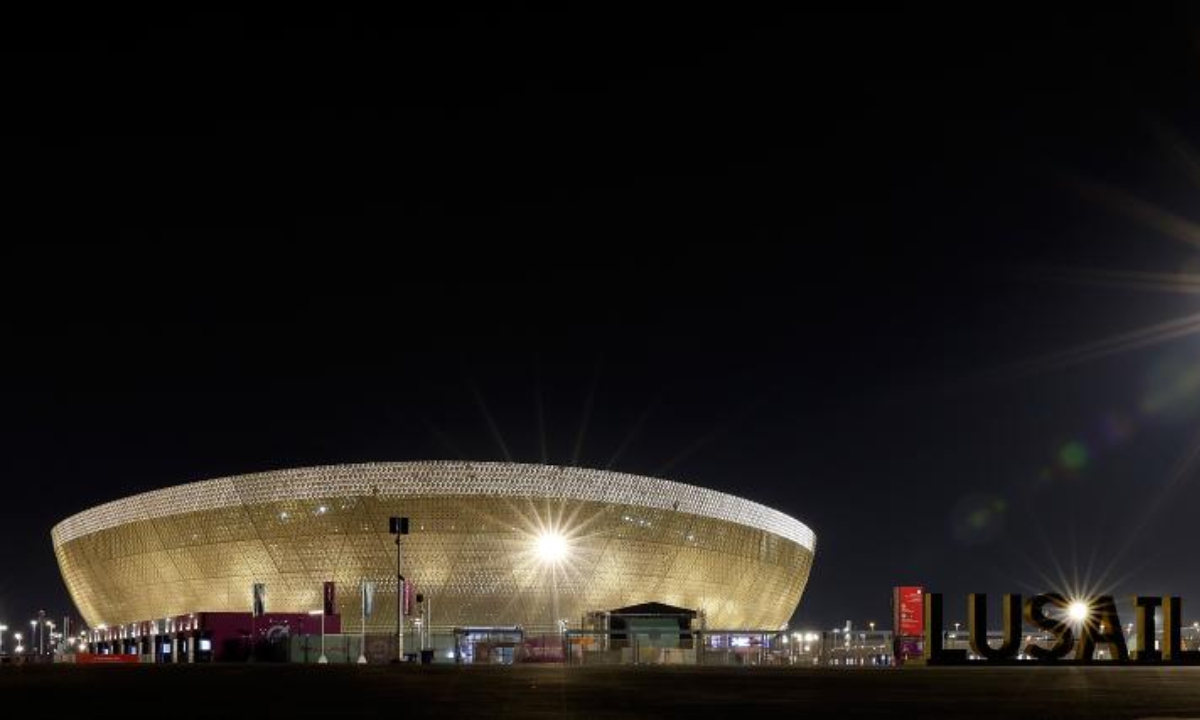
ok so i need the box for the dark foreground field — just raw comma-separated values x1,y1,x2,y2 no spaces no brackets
4,664,1200,718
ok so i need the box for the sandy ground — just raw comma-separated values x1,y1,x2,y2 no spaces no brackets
4,664,1200,718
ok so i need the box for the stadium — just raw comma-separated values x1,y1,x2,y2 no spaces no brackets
52,462,816,643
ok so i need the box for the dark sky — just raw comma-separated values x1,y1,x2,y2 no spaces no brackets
3,11,1200,631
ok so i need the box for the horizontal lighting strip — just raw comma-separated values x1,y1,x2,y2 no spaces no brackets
52,461,816,552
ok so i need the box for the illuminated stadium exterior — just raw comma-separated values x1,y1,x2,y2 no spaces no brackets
52,462,816,633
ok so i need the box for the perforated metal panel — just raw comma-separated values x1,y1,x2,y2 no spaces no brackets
53,462,816,631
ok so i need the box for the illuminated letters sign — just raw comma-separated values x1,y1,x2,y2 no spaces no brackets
922,593,1200,664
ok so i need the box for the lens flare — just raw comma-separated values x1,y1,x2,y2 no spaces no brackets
1068,600,1090,623
535,531,569,563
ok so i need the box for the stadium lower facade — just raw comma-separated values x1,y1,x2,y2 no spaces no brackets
52,462,816,633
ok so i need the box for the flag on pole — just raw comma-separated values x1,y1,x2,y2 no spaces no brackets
323,581,336,615
252,583,266,617
403,580,415,617
361,580,377,619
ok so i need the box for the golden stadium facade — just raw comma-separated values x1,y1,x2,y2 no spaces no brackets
52,462,816,631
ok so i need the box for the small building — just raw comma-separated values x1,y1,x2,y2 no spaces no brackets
84,612,341,663
606,602,697,650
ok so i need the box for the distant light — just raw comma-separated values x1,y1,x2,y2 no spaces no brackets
1059,442,1089,471
279,511,289,520
1068,601,1090,623
308,610,323,616
534,531,568,563
317,506,328,515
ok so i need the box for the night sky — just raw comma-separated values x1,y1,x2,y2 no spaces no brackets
3,11,1200,632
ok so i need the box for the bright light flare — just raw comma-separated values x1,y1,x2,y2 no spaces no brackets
534,531,569,564
1068,600,1090,623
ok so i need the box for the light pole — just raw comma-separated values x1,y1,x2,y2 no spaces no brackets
395,520,407,663
424,594,431,652
358,581,372,665
14,633,22,656
308,610,328,664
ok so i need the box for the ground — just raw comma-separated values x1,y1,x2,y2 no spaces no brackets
4,664,1200,718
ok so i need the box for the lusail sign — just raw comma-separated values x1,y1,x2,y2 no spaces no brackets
922,592,1200,664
